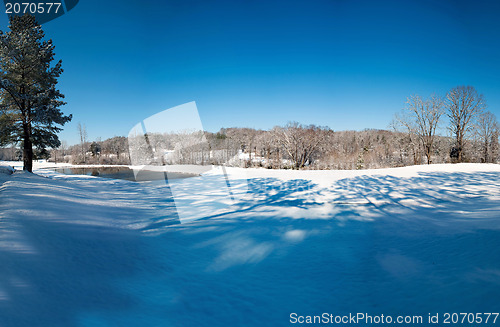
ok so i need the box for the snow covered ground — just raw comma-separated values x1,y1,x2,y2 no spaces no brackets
1,161,500,326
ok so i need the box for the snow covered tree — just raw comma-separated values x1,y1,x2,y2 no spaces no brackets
0,14,71,172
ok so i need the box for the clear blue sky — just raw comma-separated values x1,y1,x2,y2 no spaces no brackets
1,0,500,145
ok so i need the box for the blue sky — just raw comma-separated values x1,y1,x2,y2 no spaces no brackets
1,0,500,145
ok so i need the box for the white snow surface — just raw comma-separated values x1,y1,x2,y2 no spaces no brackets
1,161,500,326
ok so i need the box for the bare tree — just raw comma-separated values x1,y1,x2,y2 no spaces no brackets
255,131,274,168
60,140,67,156
240,128,259,164
274,122,329,169
493,127,500,163
270,126,283,169
475,111,499,163
392,111,422,165
403,94,444,164
77,122,88,164
446,86,486,162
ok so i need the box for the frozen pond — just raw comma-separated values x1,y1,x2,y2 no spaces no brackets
52,166,198,181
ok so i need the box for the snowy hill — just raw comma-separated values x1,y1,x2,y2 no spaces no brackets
1,162,500,326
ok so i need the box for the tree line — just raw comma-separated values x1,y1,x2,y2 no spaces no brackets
73,85,498,170
392,85,499,165
37,92,498,169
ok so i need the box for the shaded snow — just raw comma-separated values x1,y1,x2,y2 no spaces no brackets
1,161,500,326
0,165,14,175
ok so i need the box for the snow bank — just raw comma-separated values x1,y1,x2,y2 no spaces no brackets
0,165,14,175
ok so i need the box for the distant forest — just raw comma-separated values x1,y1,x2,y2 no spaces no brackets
1,86,498,170
1,125,497,170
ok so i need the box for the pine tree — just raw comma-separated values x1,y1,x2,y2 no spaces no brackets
356,151,364,170
0,14,71,172
90,141,101,157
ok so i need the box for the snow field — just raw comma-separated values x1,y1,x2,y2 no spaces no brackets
0,161,499,326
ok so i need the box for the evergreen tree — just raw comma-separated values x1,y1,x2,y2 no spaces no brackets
356,151,365,170
0,14,71,172
90,141,101,157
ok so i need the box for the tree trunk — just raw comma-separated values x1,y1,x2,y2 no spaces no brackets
425,145,431,164
457,132,463,163
23,122,33,172
457,144,463,163
484,140,489,163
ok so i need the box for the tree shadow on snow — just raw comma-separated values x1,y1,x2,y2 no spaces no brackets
1,170,500,326
141,170,500,325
